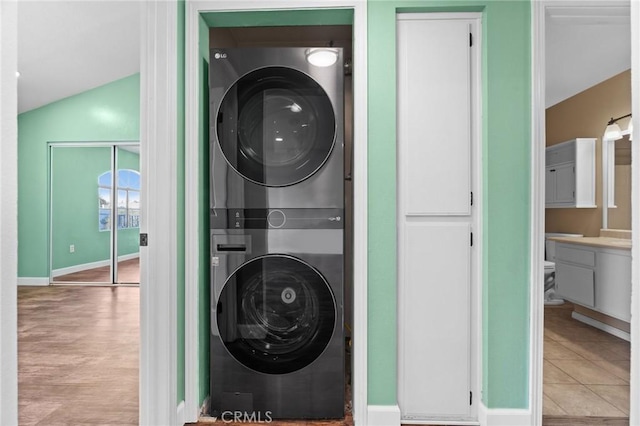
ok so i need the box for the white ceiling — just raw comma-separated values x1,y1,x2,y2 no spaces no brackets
16,1,631,113
17,1,140,113
545,3,631,108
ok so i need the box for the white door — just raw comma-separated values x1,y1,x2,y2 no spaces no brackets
397,13,480,422
554,163,576,203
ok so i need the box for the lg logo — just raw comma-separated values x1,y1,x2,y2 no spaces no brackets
214,52,228,59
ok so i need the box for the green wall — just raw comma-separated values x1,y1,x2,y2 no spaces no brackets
18,74,140,278
50,147,140,271
51,147,111,270
368,0,531,408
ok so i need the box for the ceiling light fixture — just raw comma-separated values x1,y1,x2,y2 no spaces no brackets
603,113,631,141
305,48,339,67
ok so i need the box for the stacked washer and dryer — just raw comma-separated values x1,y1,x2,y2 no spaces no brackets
209,48,345,419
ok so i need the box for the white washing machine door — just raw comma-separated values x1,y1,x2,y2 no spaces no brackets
216,254,336,374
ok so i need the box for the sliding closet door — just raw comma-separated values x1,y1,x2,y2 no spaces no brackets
397,13,480,422
51,146,113,283
115,146,141,284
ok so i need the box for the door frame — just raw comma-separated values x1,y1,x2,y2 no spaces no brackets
530,1,639,424
1,4,157,424
184,0,368,423
140,1,179,424
0,0,18,424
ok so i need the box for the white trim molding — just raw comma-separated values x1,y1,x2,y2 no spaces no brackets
17,277,50,287
531,2,639,425
367,405,401,426
529,2,546,426
177,400,186,426
0,0,19,424
140,0,179,425
184,1,368,424
630,1,640,424
184,2,201,420
478,403,531,426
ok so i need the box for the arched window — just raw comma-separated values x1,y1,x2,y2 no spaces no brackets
98,169,140,231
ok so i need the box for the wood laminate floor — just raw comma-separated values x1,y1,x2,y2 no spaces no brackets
18,286,139,425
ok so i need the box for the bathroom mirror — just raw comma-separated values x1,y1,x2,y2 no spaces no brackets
602,135,632,230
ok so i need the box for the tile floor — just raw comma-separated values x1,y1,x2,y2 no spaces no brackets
543,302,630,419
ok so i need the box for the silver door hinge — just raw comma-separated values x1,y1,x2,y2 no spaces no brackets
470,232,473,247
140,233,148,247
470,391,473,405
471,191,474,206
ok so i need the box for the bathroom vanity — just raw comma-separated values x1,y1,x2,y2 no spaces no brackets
550,233,631,340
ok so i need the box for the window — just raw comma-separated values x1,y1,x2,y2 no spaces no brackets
98,169,140,231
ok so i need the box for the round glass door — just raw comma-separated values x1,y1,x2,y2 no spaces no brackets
216,255,336,374
216,67,336,187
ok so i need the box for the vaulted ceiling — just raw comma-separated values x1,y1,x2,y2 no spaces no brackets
17,1,140,113
17,1,631,113
545,3,630,108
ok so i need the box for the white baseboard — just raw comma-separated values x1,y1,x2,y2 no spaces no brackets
51,253,139,277
572,311,631,342
52,259,109,277
177,400,185,426
367,405,401,426
478,403,531,426
17,277,49,286
118,252,140,262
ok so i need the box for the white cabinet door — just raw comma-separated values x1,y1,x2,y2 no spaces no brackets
400,223,471,418
397,16,471,216
397,13,479,422
596,251,632,321
554,163,575,203
545,138,595,208
556,262,595,307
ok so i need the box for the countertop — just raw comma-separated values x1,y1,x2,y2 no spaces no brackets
548,236,631,250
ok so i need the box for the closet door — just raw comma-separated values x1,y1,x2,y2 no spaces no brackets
51,146,113,284
397,13,479,421
114,146,141,284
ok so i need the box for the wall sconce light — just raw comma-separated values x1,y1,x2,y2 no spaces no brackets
603,113,632,141
305,48,339,67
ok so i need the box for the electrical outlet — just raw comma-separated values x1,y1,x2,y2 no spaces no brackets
69,244,75,253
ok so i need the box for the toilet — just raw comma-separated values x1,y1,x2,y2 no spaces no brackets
544,233,583,305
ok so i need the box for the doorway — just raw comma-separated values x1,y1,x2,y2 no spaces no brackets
49,143,141,285
532,1,638,424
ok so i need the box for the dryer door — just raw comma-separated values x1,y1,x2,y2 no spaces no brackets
216,254,336,374
216,67,336,187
